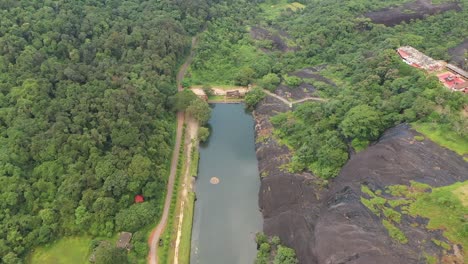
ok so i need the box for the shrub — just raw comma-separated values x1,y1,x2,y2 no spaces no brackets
245,88,266,109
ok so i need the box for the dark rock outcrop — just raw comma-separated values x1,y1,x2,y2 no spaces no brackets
255,97,468,264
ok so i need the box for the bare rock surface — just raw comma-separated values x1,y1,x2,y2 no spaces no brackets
365,0,461,26
254,96,468,264
449,38,468,70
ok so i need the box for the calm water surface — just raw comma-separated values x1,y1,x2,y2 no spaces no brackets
191,104,262,264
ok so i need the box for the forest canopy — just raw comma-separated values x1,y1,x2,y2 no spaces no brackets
0,0,218,262
190,0,467,179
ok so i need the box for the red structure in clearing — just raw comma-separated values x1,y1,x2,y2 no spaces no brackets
134,195,144,203
437,72,467,93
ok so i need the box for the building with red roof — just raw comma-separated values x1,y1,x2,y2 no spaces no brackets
437,72,467,93
134,195,144,203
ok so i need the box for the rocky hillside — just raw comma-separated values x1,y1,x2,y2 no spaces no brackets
255,96,468,264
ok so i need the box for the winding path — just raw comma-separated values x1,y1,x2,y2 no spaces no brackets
262,89,327,108
148,36,197,264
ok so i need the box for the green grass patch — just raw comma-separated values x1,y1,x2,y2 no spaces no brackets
424,253,438,264
407,181,468,257
382,219,408,244
414,135,425,141
387,199,410,208
260,0,305,20
178,192,196,264
207,95,225,101
431,238,451,251
29,237,92,264
411,122,468,156
189,37,263,85
383,207,402,223
361,185,376,197
382,181,468,261
190,145,199,178
361,197,381,216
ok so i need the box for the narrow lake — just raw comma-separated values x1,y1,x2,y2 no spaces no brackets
191,104,262,264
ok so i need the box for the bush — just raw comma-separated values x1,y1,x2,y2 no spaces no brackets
351,138,369,152
255,232,268,245
245,88,266,110
274,246,298,264
202,86,214,97
382,219,408,244
198,127,210,142
284,75,302,88
260,73,281,91
187,98,212,125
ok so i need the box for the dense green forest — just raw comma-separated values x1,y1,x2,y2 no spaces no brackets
0,0,217,262
1,0,467,262
268,0,468,178
191,0,467,179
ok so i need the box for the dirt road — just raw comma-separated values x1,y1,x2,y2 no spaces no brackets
148,36,197,264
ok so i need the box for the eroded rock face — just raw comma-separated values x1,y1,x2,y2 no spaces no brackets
364,0,461,27
255,97,468,264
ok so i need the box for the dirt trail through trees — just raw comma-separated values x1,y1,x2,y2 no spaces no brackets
148,36,197,264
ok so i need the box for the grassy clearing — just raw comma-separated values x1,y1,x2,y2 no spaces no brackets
29,237,92,264
407,181,468,257
453,184,468,207
260,0,305,20
188,40,261,86
411,122,468,156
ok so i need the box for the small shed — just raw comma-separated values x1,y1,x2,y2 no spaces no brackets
226,90,241,98
116,232,133,250
134,194,144,203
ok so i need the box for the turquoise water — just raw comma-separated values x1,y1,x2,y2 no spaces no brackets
191,104,262,264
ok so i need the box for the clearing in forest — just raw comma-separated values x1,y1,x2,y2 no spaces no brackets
260,0,305,19
28,237,92,264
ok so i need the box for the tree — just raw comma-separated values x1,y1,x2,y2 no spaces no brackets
235,67,256,86
260,73,281,91
171,89,198,112
202,86,214,97
2,252,21,264
187,99,212,125
198,127,210,142
245,88,266,110
94,242,128,264
284,75,302,88
115,203,157,232
340,105,384,141
274,246,298,264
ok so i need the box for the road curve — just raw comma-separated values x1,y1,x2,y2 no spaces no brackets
147,36,197,264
